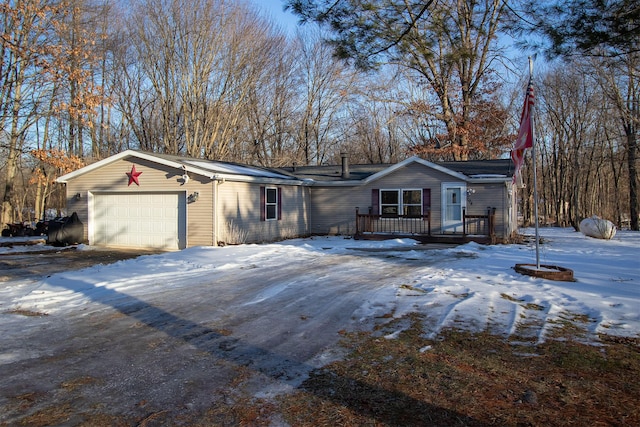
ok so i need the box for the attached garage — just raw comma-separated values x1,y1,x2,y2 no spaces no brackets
56,150,310,250
91,192,186,250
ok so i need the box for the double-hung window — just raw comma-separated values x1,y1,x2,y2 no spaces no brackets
402,190,422,217
380,190,400,216
380,189,422,217
261,186,281,221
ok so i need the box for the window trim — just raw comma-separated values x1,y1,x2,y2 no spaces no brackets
266,187,278,220
260,186,281,221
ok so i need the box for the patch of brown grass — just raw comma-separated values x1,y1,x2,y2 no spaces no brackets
193,397,278,427
61,376,99,392
5,309,48,317
3,315,638,426
17,403,74,427
277,315,640,426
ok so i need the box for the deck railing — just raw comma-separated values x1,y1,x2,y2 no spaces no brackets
355,207,496,241
462,207,496,239
355,207,431,236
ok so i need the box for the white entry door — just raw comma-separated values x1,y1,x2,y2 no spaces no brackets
442,183,466,233
92,192,186,250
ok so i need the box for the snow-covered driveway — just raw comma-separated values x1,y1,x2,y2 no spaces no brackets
0,230,638,423
0,239,451,421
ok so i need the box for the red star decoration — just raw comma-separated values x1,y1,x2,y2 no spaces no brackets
126,165,142,186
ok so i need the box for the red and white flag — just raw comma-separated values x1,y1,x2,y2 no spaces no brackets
511,78,534,184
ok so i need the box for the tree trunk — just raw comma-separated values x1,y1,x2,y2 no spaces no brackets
626,125,639,230
1,146,19,226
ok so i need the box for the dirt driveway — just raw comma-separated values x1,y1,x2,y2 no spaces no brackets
0,243,446,426
0,246,162,282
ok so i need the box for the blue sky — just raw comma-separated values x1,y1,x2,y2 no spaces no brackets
248,0,300,34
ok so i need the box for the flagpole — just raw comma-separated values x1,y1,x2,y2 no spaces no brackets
529,57,541,270
513,57,572,281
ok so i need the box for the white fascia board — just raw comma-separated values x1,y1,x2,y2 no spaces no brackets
57,150,133,183
118,151,218,179
304,180,364,187
56,150,216,183
216,173,308,186
362,155,469,184
467,177,512,184
310,176,511,187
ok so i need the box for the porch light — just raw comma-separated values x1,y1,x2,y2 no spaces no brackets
188,192,199,203
466,188,475,205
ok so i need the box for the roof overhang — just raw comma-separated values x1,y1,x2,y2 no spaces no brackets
56,150,512,188
306,156,473,186
467,177,512,184
364,156,471,183
56,150,302,185
56,150,218,183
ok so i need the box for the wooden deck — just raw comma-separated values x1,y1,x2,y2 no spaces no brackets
354,207,497,244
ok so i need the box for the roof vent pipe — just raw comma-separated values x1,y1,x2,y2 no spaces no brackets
341,152,350,179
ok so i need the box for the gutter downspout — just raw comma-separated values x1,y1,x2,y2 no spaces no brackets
213,175,219,246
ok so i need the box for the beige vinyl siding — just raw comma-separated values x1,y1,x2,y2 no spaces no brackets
62,157,215,247
216,181,310,244
309,186,367,235
311,163,456,235
184,175,215,247
61,184,89,242
466,182,510,239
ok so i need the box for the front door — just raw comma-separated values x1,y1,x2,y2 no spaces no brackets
442,183,466,233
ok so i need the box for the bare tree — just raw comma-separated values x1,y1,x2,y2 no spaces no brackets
44,0,105,157
342,73,406,164
509,0,640,230
109,12,165,154
539,66,602,228
0,0,74,224
295,27,359,165
243,31,300,167
527,61,635,230
595,53,640,230
118,0,277,159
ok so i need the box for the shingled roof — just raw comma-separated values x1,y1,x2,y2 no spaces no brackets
278,157,514,182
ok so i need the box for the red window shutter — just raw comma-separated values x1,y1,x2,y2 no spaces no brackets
260,186,266,221
277,187,282,220
371,189,379,215
422,188,431,220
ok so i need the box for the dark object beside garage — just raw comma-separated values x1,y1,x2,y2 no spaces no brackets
47,212,84,246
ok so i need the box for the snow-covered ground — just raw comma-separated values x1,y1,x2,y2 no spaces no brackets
1,228,639,343
0,227,638,420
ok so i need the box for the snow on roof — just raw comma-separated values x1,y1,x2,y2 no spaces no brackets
184,160,293,179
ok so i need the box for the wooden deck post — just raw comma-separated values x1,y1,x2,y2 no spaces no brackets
489,207,496,242
463,208,467,237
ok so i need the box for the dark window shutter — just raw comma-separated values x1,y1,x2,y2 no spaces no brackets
371,189,379,215
260,186,266,221
422,188,431,220
277,187,282,220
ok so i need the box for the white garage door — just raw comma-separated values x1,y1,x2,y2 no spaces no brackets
92,192,186,250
